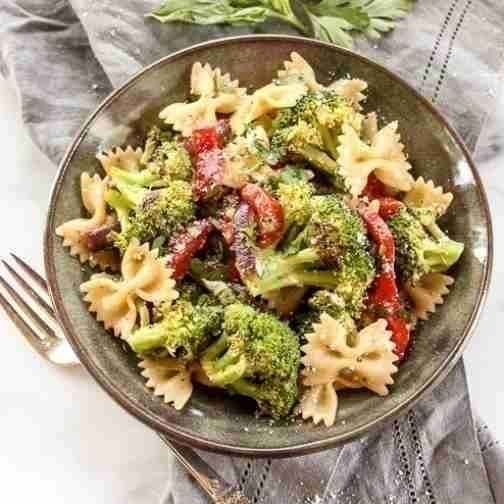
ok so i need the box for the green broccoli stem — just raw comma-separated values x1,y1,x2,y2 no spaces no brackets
213,352,241,373
108,165,160,187
318,124,339,159
425,220,447,241
128,323,167,354
230,378,261,399
114,179,146,207
201,335,248,386
201,334,229,361
269,248,320,272
296,144,338,177
104,189,131,229
255,269,340,295
424,220,464,272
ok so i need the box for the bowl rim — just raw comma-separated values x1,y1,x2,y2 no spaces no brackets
44,34,493,457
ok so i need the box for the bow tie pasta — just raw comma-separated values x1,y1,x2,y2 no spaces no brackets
56,173,119,270
404,176,454,216
97,145,143,174
338,121,414,196
160,62,246,136
405,273,454,321
277,52,323,91
329,78,368,110
299,383,338,427
302,314,398,395
80,239,178,338
139,357,194,410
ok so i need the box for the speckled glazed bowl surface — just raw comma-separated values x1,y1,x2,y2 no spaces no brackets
44,35,492,457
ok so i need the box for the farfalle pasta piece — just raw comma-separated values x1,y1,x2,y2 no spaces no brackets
371,122,414,190
277,52,323,91
160,62,245,136
97,146,143,174
337,121,414,196
299,384,338,427
139,357,193,410
56,173,110,265
302,314,398,396
230,81,307,135
405,273,454,320
329,78,368,110
362,112,378,143
80,239,178,338
403,176,454,216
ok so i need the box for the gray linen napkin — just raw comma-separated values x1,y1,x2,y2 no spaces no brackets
1,1,503,502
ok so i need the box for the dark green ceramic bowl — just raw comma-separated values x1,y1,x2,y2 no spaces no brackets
44,35,492,457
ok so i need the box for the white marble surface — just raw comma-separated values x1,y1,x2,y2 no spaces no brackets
0,74,502,503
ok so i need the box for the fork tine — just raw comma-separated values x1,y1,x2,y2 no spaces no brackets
10,253,48,291
0,276,58,341
2,260,56,320
0,290,49,355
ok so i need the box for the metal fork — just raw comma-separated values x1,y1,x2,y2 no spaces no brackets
0,254,248,504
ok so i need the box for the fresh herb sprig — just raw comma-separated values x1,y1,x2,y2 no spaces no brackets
147,0,415,48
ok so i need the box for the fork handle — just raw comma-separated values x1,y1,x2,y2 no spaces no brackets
157,433,248,503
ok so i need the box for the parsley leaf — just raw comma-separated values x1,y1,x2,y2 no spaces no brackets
148,0,269,25
148,0,416,48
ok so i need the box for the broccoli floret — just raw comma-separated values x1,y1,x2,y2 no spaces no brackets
247,195,375,311
141,126,173,163
177,281,207,304
270,90,359,186
387,205,464,285
295,290,356,336
275,178,314,234
128,296,223,360
141,126,192,182
200,303,300,418
107,167,195,249
150,141,192,182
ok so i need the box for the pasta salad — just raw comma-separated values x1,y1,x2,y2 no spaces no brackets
57,53,464,426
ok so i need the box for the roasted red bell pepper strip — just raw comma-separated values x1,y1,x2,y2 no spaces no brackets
240,183,285,248
362,175,402,219
378,197,402,220
357,205,395,264
358,203,410,360
363,173,386,200
167,220,213,279
193,149,225,201
367,270,401,314
386,316,410,361
187,124,219,156
189,125,227,202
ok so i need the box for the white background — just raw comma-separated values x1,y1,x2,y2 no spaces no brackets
0,74,502,503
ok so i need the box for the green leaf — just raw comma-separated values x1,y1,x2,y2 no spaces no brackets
310,14,355,48
148,0,415,45
232,0,292,17
308,1,370,30
347,0,414,36
148,0,269,25
350,0,413,18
